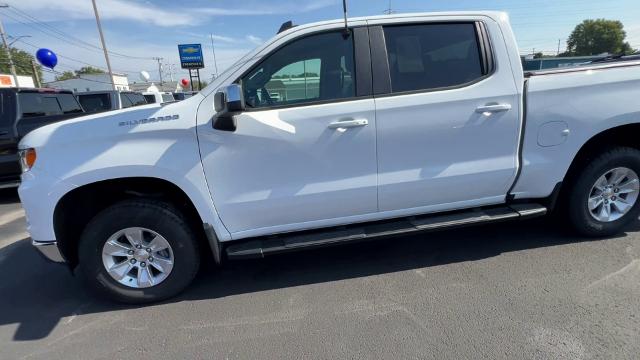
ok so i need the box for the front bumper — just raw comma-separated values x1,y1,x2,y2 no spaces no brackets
32,240,65,263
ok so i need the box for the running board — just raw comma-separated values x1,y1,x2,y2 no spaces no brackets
225,203,547,260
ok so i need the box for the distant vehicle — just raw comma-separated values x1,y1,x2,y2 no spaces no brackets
172,91,197,101
0,88,86,188
142,91,175,104
589,53,640,64
76,91,148,113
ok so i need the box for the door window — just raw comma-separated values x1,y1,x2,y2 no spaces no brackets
383,23,484,93
241,31,355,109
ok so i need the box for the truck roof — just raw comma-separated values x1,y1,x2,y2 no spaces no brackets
76,90,143,96
0,87,74,94
276,11,507,36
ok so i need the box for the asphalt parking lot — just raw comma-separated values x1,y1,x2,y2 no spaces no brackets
0,188,639,359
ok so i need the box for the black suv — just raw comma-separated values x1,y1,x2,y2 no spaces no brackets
0,88,87,188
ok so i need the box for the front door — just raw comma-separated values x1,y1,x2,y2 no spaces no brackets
198,30,378,236
371,21,521,213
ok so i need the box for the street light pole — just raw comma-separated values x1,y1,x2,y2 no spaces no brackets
210,34,219,78
153,57,163,86
0,5,19,86
91,0,115,90
8,34,31,46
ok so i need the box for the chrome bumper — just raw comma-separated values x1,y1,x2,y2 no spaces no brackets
32,240,65,263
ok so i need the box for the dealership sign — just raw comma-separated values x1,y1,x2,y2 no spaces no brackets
178,44,204,69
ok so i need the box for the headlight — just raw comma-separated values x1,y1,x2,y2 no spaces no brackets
18,148,37,173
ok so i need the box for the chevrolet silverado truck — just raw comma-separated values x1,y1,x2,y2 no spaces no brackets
18,12,640,303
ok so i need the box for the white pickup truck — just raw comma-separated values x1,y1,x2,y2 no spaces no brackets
18,11,640,303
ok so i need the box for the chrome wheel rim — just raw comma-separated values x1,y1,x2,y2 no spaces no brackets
101,227,174,289
588,167,640,222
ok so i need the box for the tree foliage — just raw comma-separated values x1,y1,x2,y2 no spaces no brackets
54,66,106,81
76,66,106,75
55,71,76,81
565,19,635,56
0,46,43,81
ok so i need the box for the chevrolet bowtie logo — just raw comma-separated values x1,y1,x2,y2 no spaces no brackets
182,47,199,54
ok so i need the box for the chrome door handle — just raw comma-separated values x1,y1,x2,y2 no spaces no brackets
328,119,369,129
475,104,512,113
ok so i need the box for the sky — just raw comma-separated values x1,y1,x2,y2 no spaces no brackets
2,0,640,84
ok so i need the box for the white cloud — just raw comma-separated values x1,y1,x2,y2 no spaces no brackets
176,31,236,43
7,0,337,27
245,35,263,45
7,0,195,27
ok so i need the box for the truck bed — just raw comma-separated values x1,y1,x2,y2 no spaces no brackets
512,60,640,199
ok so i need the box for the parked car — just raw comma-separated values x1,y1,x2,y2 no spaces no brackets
172,91,197,101
142,91,175,104
76,90,148,113
0,88,86,188
19,11,640,303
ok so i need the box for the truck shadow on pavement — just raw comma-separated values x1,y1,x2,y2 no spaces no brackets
0,199,637,341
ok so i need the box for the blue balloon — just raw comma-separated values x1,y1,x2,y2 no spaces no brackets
36,48,58,69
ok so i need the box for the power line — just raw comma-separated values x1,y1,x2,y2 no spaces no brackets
2,6,154,60
12,37,139,74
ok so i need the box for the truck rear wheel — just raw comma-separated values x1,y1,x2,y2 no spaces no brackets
77,200,200,303
568,147,640,237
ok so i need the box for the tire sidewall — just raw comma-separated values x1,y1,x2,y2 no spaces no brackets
570,149,640,236
78,201,199,303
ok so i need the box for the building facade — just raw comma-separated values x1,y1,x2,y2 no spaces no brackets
46,73,129,93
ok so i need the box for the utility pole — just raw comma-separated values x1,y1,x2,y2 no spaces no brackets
557,39,561,56
91,0,115,90
0,4,19,86
153,57,163,86
210,34,219,78
168,63,174,82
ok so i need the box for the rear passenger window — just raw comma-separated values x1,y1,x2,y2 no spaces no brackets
383,23,484,93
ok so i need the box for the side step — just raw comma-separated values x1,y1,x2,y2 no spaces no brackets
225,203,547,260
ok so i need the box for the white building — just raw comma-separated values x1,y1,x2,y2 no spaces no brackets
46,73,129,93
0,74,36,88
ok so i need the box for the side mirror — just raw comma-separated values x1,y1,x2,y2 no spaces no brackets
213,84,245,131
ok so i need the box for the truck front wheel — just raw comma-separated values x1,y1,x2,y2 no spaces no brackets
568,147,640,237
77,200,200,303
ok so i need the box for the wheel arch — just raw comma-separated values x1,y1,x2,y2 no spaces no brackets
557,123,640,208
53,177,216,268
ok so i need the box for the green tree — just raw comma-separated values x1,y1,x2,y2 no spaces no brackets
76,66,105,75
565,19,635,56
0,46,43,81
55,71,76,81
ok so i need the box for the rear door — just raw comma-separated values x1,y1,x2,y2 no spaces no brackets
369,18,521,213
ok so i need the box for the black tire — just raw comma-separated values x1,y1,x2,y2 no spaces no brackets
77,199,200,304
567,147,640,237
